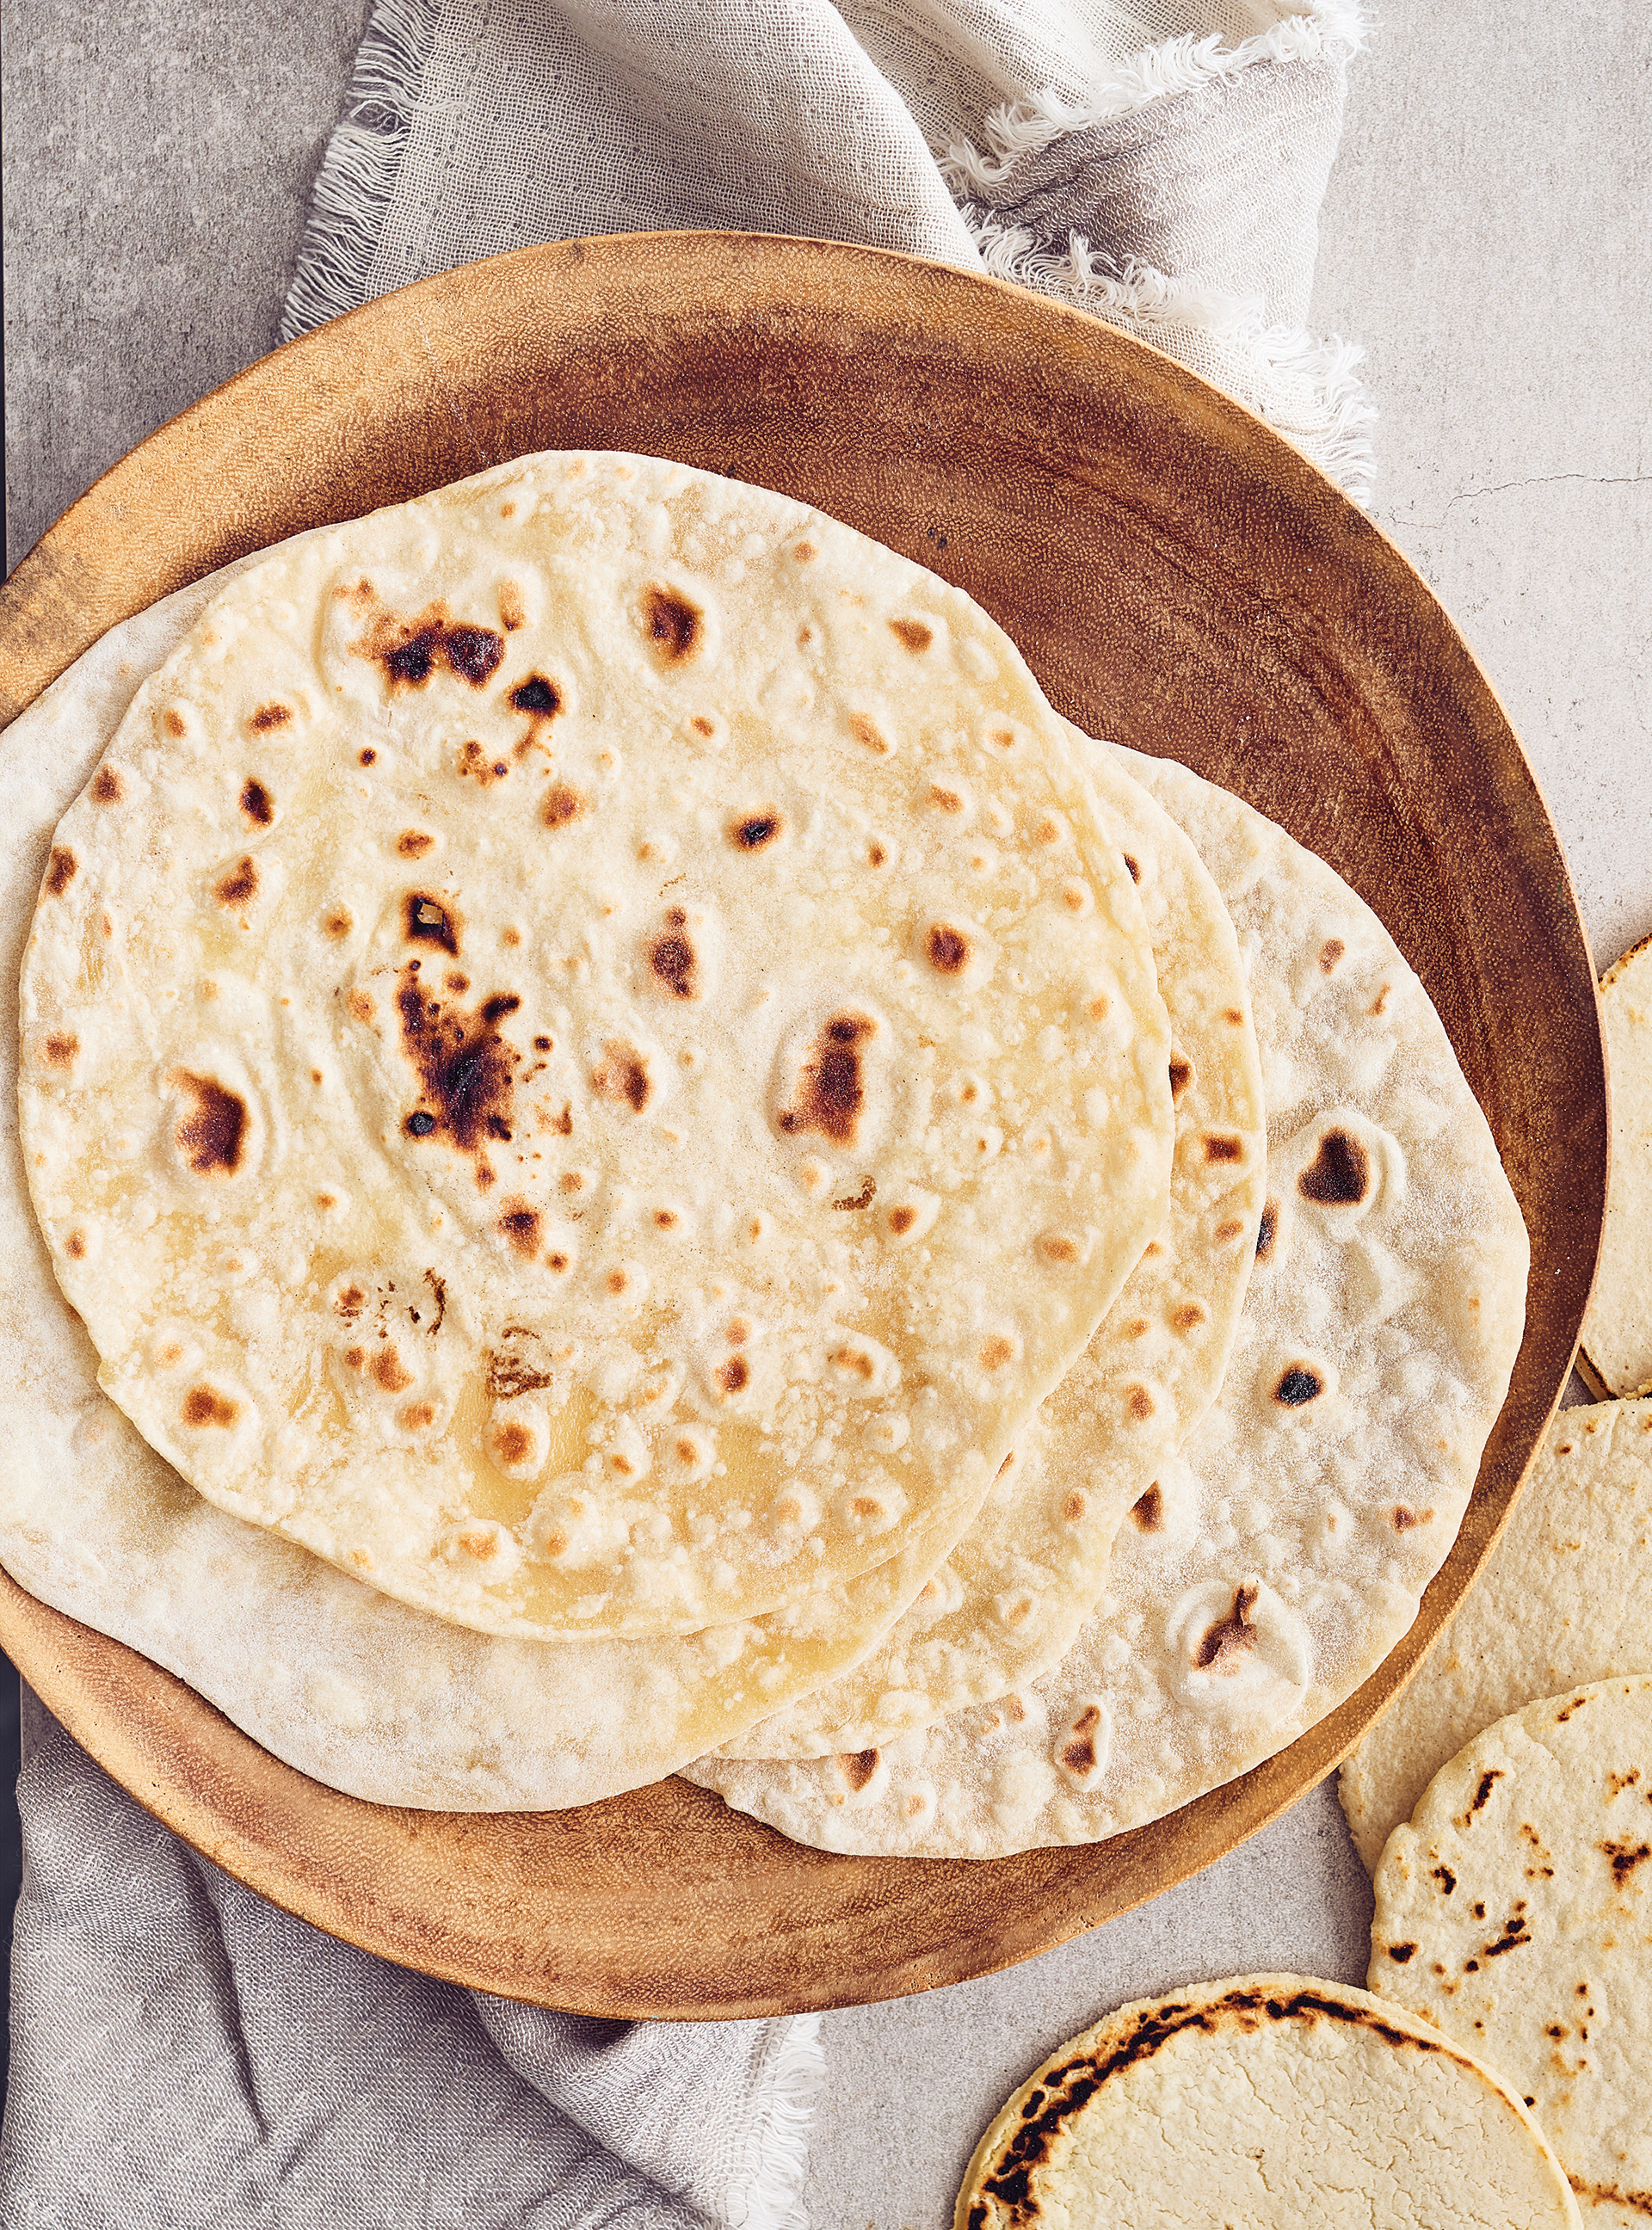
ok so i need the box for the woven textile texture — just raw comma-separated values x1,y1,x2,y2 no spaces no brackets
283,0,1373,490
3,1693,819,2228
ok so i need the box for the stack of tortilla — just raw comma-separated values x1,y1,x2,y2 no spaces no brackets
0,449,1529,1856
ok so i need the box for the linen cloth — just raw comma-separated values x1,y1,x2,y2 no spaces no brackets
6,3,1370,2222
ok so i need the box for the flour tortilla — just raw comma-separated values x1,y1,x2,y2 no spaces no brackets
19,451,1172,1642
717,734,1266,1755
1579,935,1652,1397
957,1974,1579,2230
1371,1679,1652,2227
1341,1400,1652,1870
687,742,1530,1853
0,565,995,1808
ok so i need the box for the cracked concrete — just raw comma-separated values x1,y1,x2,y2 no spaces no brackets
3,3,1649,2226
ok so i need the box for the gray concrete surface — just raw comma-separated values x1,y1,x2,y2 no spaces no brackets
4,5,1649,2227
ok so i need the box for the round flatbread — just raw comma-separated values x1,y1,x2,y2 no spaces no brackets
1341,1400,1652,1871
1371,1679,1652,2227
958,1974,1579,2230
687,741,1530,1854
1579,935,1652,1397
18,452,1172,1642
716,732,1266,1756
0,563,989,1808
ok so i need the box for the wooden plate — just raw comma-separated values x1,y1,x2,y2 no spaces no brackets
0,232,1605,2017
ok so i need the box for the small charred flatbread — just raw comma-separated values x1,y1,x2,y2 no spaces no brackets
958,1974,1579,2229
1371,1679,1652,2227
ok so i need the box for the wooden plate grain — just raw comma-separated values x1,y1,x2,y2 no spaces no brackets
0,233,1606,2017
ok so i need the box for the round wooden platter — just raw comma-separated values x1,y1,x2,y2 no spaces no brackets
0,233,1605,2018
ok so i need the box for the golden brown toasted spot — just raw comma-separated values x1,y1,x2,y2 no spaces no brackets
250,703,291,733
372,1345,414,1394
1058,1704,1103,1775
1171,1303,1205,1332
65,1232,87,1260
182,1385,239,1428
831,1176,876,1210
1123,1318,1149,1340
90,765,124,804
1204,1134,1242,1163
397,973,521,1153
493,1422,533,1465
399,1399,438,1432
643,584,701,661
1122,852,1142,884
730,810,783,850
174,1071,249,1175
690,715,717,738
650,928,697,999
1299,1127,1370,1204
544,783,586,830
43,1032,79,1069
1039,1234,1079,1265
890,617,933,652
867,841,889,867
793,541,817,563
459,737,511,785
1275,1364,1324,1406
315,1191,336,1209
163,708,187,738
498,582,526,631
887,1205,917,1236
1063,1491,1087,1522
1224,1007,1244,1025
348,990,374,1026
590,1041,651,1113
1033,815,1062,846
830,1346,877,1382
1131,1484,1164,1532
979,1335,1015,1371
497,1203,541,1257
929,784,965,814
849,712,891,755
927,922,971,973
214,856,259,908
398,830,435,858
46,847,78,897
1371,983,1391,1016
324,908,354,939
509,674,561,719
1168,1056,1193,1100
1255,1200,1279,1261
405,892,460,955
718,1356,749,1395
778,1011,875,1145
1125,1384,1155,1422
1196,1583,1260,1667
1321,937,1346,973
238,779,274,827
354,599,504,690
359,748,377,767
838,1748,878,1790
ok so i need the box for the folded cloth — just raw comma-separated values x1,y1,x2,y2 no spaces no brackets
7,4,1370,2218
282,0,1373,493
1,1694,819,2229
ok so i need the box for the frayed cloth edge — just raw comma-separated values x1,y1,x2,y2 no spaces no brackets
941,0,1367,191
725,2014,823,2230
962,213,1376,501
278,0,441,342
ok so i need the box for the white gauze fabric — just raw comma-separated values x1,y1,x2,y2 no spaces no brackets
281,0,1373,494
